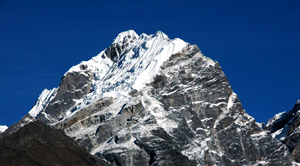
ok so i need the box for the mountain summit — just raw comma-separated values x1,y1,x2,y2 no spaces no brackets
2,30,295,165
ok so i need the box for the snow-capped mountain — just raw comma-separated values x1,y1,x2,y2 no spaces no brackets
35,30,188,124
2,30,296,165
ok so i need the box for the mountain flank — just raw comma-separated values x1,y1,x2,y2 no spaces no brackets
1,30,298,165
0,120,108,166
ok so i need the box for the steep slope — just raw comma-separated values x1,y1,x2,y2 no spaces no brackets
0,120,108,166
266,100,300,162
20,30,293,165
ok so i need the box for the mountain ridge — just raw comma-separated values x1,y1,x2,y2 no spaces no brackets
265,100,300,162
1,30,297,165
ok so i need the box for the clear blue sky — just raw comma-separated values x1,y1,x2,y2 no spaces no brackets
0,0,299,126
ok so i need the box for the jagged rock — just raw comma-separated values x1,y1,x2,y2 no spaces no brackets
105,30,138,62
11,30,295,165
37,71,94,123
266,100,300,162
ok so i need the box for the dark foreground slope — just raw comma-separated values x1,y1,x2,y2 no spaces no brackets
0,120,108,166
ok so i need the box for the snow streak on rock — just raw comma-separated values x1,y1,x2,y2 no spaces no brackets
29,88,57,118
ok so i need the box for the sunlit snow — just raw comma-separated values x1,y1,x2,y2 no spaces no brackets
29,88,57,118
0,125,8,133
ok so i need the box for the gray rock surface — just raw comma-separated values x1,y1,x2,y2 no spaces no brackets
266,100,300,162
16,30,295,165
38,71,94,123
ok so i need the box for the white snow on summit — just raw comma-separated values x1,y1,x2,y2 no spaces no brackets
64,30,187,111
112,30,138,45
98,30,187,93
65,30,138,77
29,30,188,124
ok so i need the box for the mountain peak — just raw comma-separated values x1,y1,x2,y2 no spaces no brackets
16,30,294,165
154,30,169,39
112,30,138,45
35,31,187,123
104,30,139,62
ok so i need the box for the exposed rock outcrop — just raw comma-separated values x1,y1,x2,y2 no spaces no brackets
266,100,300,162
38,71,94,123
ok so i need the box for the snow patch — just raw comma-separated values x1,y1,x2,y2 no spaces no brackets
265,111,286,128
65,50,113,79
29,88,57,118
272,125,290,141
142,87,178,132
251,131,268,138
213,92,237,129
133,38,187,90
0,125,8,133
91,135,140,155
227,92,237,110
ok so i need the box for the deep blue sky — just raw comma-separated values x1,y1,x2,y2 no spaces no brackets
1,0,299,126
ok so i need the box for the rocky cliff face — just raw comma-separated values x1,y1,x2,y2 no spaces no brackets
5,30,296,165
265,100,300,162
38,71,94,123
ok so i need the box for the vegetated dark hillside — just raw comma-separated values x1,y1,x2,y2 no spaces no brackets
0,120,109,166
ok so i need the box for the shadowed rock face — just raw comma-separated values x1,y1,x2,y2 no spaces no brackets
105,32,137,62
0,120,108,166
266,101,300,162
0,114,34,139
38,71,94,123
